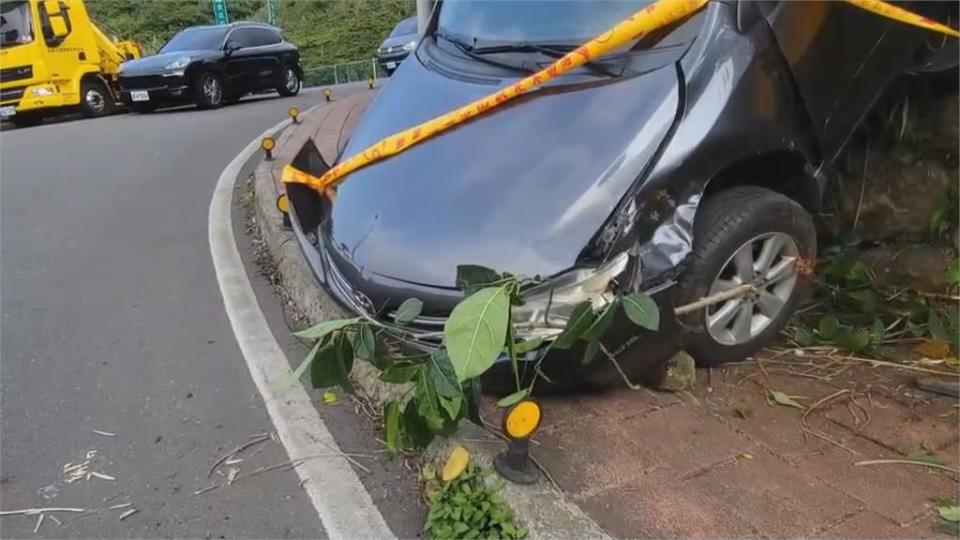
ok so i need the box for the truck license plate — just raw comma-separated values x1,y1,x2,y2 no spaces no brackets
130,91,149,102
386,61,397,69
0,106,15,118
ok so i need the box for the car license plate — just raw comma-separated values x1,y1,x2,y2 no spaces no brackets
0,106,15,118
130,90,149,102
386,61,397,69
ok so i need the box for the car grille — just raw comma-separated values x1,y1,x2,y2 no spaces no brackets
120,75,167,90
0,86,26,104
323,248,445,346
0,65,33,83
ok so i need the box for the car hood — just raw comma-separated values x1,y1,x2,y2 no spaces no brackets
121,50,217,75
325,52,680,293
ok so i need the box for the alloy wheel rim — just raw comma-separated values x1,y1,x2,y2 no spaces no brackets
203,76,222,104
86,89,105,113
705,232,800,346
285,69,298,92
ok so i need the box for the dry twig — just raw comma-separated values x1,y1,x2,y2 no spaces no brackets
854,459,959,475
208,433,273,478
0,507,85,517
799,389,859,455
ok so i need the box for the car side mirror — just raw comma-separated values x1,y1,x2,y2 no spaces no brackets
224,41,241,54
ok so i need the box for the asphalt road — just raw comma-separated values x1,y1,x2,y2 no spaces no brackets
0,87,415,538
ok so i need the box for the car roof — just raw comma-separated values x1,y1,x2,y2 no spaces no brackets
181,22,282,33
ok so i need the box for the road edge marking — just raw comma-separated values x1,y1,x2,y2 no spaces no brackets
208,113,394,539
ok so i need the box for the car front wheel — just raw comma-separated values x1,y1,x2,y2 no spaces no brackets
195,72,224,109
676,186,816,366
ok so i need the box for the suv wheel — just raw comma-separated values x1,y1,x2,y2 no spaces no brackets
80,79,114,118
195,72,224,109
676,186,816,366
277,66,301,97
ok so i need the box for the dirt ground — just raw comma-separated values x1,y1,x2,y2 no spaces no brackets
489,349,958,538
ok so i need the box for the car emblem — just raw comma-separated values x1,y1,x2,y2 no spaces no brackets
352,290,375,315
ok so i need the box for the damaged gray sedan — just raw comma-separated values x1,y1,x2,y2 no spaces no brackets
284,0,957,388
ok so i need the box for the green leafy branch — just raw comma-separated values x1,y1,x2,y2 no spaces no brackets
289,264,661,453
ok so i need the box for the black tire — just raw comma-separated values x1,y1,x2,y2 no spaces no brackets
194,71,224,109
132,103,155,114
11,111,43,127
80,78,114,118
276,66,301,97
676,186,816,366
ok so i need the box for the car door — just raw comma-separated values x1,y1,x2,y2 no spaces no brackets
246,27,284,90
757,0,936,162
223,28,260,93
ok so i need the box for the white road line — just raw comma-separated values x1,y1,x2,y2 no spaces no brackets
208,116,394,539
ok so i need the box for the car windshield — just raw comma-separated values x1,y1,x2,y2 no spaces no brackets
390,17,417,38
160,27,228,53
437,0,655,46
0,1,33,48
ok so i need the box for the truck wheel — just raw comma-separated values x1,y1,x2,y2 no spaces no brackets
11,111,43,127
276,66,301,97
676,186,816,367
194,72,224,109
80,79,114,118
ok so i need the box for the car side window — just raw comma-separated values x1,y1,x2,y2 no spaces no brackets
227,28,257,49
249,28,281,47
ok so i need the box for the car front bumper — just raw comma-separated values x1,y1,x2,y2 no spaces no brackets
119,73,191,106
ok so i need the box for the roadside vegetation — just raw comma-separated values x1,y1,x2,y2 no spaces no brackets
422,447,528,540
88,0,415,66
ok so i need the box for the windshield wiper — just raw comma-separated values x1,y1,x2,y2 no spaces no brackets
470,43,622,78
436,33,536,75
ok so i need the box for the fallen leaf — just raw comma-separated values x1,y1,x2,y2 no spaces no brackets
322,392,337,405
769,390,805,409
441,445,470,482
739,452,754,460
914,339,951,360
938,505,960,523
420,465,435,482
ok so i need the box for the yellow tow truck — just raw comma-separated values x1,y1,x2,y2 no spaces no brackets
0,0,141,127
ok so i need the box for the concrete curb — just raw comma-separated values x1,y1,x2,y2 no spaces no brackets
251,100,610,539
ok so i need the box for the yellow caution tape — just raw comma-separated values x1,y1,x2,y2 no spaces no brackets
284,0,958,195
844,0,960,38
283,0,709,193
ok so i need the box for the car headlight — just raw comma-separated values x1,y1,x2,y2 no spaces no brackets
164,57,191,70
402,40,416,51
512,252,631,338
30,87,54,97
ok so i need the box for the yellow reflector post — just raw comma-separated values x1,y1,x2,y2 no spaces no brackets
495,399,542,484
276,194,289,213
261,136,275,160
323,88,332,101
505,400,541,439
288,107,300,123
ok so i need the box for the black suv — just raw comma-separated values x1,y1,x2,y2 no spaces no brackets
118,22,302,112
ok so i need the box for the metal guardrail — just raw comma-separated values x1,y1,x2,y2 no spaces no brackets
302,58,389,87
